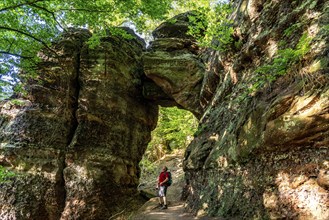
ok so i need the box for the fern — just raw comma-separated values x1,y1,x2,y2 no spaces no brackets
250,33,312,93
0,165,16,183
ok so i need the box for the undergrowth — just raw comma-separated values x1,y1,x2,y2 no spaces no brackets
0,165,16,183
240,33,313,100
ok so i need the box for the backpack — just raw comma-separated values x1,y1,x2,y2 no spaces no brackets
167,171,172,186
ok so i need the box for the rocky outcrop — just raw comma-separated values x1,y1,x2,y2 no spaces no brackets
0,1,328,219
143,12,211,118
61,30,158,219
0,15,208,218
0,29,89,220
0,28,158,219
183,0,329,219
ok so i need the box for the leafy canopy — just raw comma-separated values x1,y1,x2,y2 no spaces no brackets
143,107,198,161
139,107,197,178
0,0,232,98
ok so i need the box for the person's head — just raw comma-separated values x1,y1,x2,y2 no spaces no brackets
162,166,168,172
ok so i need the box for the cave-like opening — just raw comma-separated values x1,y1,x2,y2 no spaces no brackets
138,106,198,201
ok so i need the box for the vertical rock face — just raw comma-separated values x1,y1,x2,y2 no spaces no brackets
183,0,329,219
0,29,158,219
61,31,158,219
0,29,89,220
0,1,328,219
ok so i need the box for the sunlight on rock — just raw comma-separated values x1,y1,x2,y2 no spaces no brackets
266,39,278,58
0,104,23,118
308,59,323,73
307,23,320,37
289,95,321,115
270,171,329,219
208,133,219,141
217,156,228,168
247,0,261,21
313,40,327,54
217,187,224,200
304,11,322,20
197,203,209,217
263,191,278,207
72,165,89,179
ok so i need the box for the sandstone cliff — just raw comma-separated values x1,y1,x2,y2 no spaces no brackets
183,0,329,219
0,0,328,219
0,29,159,219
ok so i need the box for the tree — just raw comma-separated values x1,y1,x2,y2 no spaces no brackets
0,0,174,96
144,107,198,161
0,0,232,98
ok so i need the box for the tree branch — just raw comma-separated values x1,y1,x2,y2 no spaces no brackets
0,0,45,13
0,26,57,55
57,8,113,13
0,51,34,59
30,3,64,30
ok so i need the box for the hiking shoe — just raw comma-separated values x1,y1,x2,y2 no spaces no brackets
158,203,163,208
161,205,168,210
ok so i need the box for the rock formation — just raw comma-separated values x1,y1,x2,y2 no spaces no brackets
143,12,208,118
0,29,159,219
0,0,328,219
183,0,329,219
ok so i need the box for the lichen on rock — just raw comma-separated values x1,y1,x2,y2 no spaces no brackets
183,0,329,219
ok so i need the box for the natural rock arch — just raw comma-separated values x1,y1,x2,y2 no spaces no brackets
1,1,329,219
0,13,210,219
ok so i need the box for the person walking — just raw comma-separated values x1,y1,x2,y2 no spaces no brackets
157,166,170,209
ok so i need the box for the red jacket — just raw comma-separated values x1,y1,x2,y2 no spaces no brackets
158,171,169,186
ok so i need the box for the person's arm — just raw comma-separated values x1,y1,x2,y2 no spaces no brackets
157,174,161,188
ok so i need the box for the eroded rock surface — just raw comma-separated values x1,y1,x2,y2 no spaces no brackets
0,28,158,220
183,0,329,219
0,1,328,219
143,12,208,118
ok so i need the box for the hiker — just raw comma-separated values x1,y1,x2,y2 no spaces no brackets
157,166,170,209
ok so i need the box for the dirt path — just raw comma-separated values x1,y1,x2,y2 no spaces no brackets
132,203,195,220
132,153,223,220
132,200,222,220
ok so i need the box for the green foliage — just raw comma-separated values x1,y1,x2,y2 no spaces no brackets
283,23,303,37
187,2,234,51
321,25,329,35
193,124,207,137
0,0,231,97
144,107,198,162
249,33,312,93
9,98,25,106
167,18,177,24
0,165,16,183
139,157,158,178
0,0,174,90
139,107,197,180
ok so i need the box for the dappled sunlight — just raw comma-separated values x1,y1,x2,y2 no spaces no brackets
312,39,327,55
133,203,217,220
307,23,320,37
246,0,262,21
60,198,87,219
266,39,278,58
207,133,219,141
263,170,329,219
216,156,228,168
304,10,322,21
0,100,29,119
289,94,322,116
196,203,209,217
